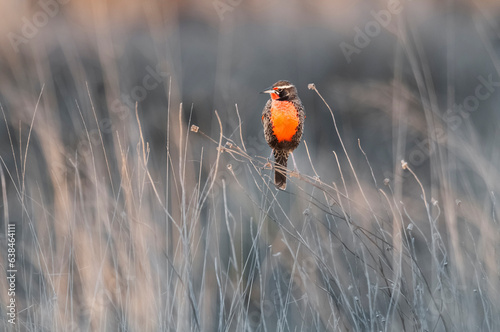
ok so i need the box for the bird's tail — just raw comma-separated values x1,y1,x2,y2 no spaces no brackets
274,149,289,190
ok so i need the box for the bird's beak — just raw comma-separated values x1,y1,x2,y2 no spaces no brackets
260,87,274,94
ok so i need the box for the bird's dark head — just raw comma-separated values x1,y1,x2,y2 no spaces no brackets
261,80,298,101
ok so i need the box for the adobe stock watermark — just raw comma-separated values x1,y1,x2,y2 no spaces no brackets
340,0,411,63
8,0,71,53
384,129,446,185
6,223,17,325
212,0,243,21
385,74,499,186
443,74,500,131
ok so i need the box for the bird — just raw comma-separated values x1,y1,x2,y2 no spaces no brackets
261,80,305,190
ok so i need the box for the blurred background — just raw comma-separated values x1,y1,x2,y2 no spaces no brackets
1,0,500,331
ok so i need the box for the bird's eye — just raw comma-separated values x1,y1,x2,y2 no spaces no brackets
277,88,283,94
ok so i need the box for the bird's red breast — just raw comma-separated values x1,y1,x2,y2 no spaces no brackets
270,100,300,142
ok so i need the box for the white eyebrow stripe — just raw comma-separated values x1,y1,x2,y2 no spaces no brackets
274,85,294,89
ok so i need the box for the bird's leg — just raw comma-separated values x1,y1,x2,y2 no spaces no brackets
263,150,273,169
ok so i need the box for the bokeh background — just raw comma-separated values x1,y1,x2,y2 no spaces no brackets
1,0,500,331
